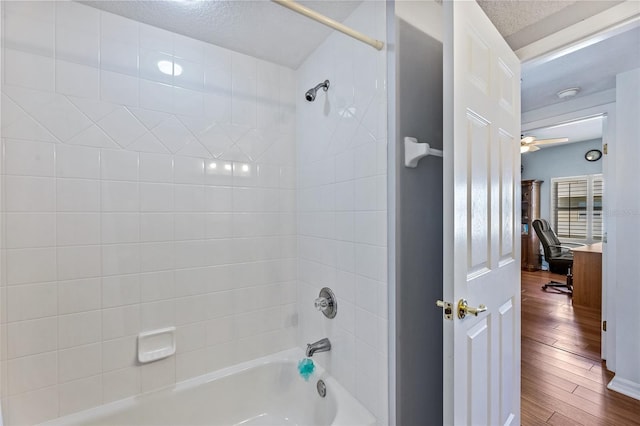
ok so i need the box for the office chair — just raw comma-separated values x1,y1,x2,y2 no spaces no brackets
532,219,585,295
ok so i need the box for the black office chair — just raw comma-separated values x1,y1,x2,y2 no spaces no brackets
532,219,584,294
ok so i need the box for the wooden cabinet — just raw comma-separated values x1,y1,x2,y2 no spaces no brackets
521,179,542,271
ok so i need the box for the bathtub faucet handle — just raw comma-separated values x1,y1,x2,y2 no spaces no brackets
314,287,337,319
314,297,329,310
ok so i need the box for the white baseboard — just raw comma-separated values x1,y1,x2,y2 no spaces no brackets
607,376,640,400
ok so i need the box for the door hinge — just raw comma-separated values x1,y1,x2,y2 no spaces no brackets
603,320,607,332
603,143,608,154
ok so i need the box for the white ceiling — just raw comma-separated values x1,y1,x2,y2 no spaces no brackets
79,0,363,69
521,26,640,113
519,19,639,149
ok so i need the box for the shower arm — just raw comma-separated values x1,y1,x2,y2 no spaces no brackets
312,81,329,93
271,0,384,51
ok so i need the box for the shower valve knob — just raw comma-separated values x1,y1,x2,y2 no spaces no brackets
314,297,329,310
314,287,337,319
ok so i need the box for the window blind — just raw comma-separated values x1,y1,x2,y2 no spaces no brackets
551,174,603,243
592,177,603,241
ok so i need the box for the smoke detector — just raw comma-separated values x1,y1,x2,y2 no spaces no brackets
557,87,580,99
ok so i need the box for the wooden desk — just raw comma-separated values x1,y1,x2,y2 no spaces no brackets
572,242,602,310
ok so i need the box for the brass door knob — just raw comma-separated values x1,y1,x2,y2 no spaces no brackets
457,299,487,319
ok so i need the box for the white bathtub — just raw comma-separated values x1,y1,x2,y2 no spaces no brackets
41,349,375,426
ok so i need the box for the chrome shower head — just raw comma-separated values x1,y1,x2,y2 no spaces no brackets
305,90,316,102
305,80,330,102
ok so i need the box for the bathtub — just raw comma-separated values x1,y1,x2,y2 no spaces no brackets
41,349,375,426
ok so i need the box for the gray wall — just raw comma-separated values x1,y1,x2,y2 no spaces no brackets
395,19,443,425
521,139,603,220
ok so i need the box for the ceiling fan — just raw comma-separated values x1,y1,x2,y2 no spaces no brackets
520,135,569,153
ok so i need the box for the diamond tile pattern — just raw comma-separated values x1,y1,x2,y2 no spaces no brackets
128,131,170,153
67,125,119,149
194,125,235,158
0,81,290,162
0,3,298,424
3,85,59,114
2,111,57,142
218,144,252,162
97,107,148,148
29,95,93,141
128,107,171,130
150,116,196,153
67,96,118,122
1,93,23,127
236,129,274,161
177,139,213,158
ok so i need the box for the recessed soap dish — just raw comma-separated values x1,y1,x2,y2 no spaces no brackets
137,327,176,364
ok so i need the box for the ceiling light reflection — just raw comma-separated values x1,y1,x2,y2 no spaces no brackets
157,60,183,76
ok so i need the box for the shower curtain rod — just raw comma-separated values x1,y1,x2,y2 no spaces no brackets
271,0,384,51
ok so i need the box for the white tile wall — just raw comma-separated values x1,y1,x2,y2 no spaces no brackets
1,1,389,424
1,2,297,423
295,2,388,424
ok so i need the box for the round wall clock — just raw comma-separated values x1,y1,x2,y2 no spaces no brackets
585,149,602,162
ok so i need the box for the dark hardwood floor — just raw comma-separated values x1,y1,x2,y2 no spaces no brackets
521,270,640,426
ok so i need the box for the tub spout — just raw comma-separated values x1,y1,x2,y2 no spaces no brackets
306,338,331,357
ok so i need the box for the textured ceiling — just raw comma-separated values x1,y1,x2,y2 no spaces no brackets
79,0,362,69
478,0,625,50
478,0,577,38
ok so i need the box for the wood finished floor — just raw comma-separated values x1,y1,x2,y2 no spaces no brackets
521,270,640,426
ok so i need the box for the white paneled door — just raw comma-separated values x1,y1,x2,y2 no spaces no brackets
443,1,521,425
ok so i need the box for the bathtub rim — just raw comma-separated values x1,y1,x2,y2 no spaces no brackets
38,347,376,426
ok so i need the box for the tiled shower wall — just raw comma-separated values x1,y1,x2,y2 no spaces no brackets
0,2,297,424
295,2,388,423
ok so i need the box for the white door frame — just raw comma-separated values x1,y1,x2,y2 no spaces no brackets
522,105,616,365
517,0,638,371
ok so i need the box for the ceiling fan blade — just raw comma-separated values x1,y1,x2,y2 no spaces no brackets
521,136,536,144
532,137,569,145
520,144,540,153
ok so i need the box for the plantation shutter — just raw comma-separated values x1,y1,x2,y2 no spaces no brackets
592,177,603,241
551,174,603,243
553,178,588,240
